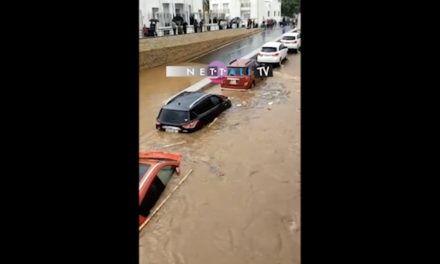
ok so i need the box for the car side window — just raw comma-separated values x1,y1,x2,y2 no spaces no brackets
156,165,175,186
210,95,221,106
190,111,197,119
139,176,165,216
193,97,215,115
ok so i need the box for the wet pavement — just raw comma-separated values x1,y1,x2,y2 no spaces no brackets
139,51,301,264
192,26,293,64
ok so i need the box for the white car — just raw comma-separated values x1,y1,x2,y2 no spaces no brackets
280,32,301,53
256,42,288,66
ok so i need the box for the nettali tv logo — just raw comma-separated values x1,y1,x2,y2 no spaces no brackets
166,60,273,84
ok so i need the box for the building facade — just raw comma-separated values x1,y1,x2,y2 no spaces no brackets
139,0,204,29
209,0,281,25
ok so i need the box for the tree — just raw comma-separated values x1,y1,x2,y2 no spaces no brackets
281,0,300,17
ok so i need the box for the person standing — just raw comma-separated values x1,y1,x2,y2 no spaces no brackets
183,21,187,34
199,19,203,32
171,20,177,35
142,24,148,37
194,19,198,33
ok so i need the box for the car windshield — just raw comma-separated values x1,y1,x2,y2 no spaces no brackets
227,67,249,76
261,47,277,52
139,163,151,181
159,109,189,124
283,36,296,40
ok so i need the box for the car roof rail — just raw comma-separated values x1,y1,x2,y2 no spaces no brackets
229,59,237,64
163,91,191,105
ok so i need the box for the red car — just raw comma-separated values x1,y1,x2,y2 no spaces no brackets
139,151,182,227
220,58,265,90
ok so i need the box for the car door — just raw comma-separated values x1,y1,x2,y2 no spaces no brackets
198,96,219,122
209,95,223,115
280,44,287,59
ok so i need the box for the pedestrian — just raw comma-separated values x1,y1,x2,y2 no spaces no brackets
171,20,177,35
194,19,198,33
177,22,183,35
199,19,203,32
142,24,148,37
183,21,187,34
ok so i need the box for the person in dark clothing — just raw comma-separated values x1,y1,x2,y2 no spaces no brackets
199,20,203,32
194,19,198,33
142,24,148,37
183,21,188,34
171,20,177,35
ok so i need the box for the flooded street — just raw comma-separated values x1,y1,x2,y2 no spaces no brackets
139,50,301,264
139,62,205,137
139,27,293,138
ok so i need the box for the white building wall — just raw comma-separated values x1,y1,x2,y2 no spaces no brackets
140,0,204,28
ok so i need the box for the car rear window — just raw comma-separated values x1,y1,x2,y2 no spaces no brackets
227,67,249,76
158,109,189,124
139,163,151,181
282,36,296,40
261,47,277,52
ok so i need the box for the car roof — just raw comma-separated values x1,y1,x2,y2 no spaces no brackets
163,91,209,111
228,59,254,67
262,42,282,48
283,32,299,37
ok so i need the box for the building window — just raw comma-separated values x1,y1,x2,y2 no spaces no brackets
274,11,276,17
152,8,159,19
213,4,218,11
268,11,270,17
241,0,251,8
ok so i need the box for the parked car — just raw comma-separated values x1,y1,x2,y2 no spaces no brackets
156,91,232,133
221,58,265,90
280,32,301,53
139,151,182,227
257,42,288,66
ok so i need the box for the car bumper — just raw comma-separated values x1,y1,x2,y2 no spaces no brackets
282,43,299,49
221,82,252,89
257,56,281,63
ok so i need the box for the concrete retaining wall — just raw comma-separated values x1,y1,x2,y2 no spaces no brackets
140,28,262,70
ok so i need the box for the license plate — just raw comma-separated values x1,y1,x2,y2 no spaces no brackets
230,80,237,85
163,126,180,133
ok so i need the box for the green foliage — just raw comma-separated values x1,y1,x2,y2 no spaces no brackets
281,0,300,17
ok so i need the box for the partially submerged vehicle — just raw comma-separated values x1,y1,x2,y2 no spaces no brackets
156,91,231,133
139,151,182,227
220,58,265,90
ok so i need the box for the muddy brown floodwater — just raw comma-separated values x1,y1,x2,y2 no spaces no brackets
140,53,300,264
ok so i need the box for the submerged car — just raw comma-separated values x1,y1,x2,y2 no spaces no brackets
139,151,182,227
257,41,288,66
156,91,231,133
280,32,301,53
220,58,265,90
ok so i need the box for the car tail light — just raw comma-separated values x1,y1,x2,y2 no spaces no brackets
272,53,279,56
182,120,199,129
